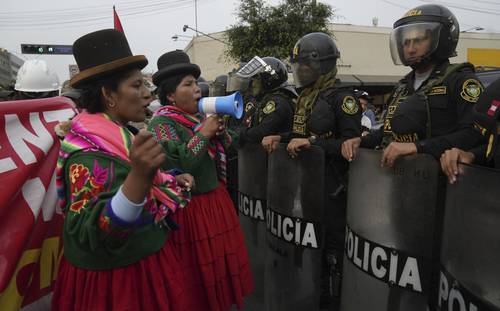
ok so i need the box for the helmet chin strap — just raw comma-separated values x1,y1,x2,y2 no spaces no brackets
409,54,435,71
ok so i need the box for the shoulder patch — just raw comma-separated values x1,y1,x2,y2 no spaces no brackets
263,101,276,114
341,95,359,115
460,79,483,103
245,102,255,112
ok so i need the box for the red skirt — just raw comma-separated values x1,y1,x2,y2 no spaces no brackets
52,239,187,311
171,184,253,311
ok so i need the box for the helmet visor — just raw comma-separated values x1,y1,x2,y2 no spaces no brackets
390,22,441,66
235,56,275,79
226,72,250,92
291,59,322,88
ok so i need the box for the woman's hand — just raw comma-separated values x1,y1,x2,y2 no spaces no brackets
262,135,281,154
129,130,166,179
200,114,224,139
287,138,311,158
381,142,417,168
176,173,195,191
123,130,166,203
440,148,475,184
341,137,361,161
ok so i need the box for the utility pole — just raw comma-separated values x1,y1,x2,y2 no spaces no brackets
195,0,199,36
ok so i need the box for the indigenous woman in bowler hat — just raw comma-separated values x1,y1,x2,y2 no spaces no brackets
52,29,193,311
148,50,253,310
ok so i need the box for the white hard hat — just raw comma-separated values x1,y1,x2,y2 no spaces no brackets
14,59,60,92
148,99,162,113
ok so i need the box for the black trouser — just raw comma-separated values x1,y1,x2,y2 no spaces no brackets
320,168,348,308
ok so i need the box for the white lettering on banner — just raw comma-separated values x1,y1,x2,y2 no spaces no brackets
21,173,60,222
41,172,58,221
438,271,479,311
5,113,53,165
0,142,17,173
238,192,265,221
345,226,423,293
22,177,46,221
399,257,422,291
43,109,75,124
266,208,319,249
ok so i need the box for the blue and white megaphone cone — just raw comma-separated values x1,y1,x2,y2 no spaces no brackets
198,91,243,119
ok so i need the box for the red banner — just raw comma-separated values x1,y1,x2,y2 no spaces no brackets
0,97,77,310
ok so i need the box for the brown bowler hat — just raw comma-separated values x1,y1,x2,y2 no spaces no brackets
70,29,148,87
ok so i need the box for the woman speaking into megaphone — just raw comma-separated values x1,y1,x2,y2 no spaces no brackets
147,50,254,311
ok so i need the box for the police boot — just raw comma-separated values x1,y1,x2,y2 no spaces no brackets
320,253,342,310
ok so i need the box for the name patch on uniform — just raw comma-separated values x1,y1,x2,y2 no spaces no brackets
393,133,419,143
427,86,447,96
266,207,321,249
345,225,430,293
460,79,483,103
238,192,266,222
263,101,276,114
342,96,359,115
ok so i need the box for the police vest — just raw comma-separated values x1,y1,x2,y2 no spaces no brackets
382,63,475,146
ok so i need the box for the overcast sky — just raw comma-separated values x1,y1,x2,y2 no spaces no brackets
1,0,498,82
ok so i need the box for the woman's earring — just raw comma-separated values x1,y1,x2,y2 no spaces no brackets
108,101,116,108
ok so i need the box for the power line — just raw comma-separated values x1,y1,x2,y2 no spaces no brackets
380,0,411,10
0,0,188,16
418,0,500,16
0,0,207,28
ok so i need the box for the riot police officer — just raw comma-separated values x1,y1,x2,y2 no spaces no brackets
235,56,297,146
440,77,500,182
210,74,228,97
263,32,362,309
342,4,484,167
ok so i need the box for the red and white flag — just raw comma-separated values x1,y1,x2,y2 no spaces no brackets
487,99,500,117
113,5,124,33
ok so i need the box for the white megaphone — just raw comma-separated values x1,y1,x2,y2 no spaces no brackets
198,91,243,119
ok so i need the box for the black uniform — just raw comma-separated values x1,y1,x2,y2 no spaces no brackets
285,83,361,306
361,61,484,159
468,77,500,167
237,88,296,146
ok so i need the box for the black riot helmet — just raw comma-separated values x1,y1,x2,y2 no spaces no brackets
390,4,460,68
290,32,340,88
198,81,209,97
260,57,288,90
210,74,228,96
234,56,288,96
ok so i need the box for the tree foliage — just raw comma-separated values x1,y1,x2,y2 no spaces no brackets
225,0,334,62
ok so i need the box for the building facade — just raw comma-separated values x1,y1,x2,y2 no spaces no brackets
0,49,24,88
184,23,500,94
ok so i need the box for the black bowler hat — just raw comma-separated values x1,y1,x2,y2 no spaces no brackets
152,50,200,86
70,29,148,87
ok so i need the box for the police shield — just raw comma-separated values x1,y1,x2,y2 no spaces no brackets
264,144,324,311
342,148,440,311
437,164,500,311
238,142,268,309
